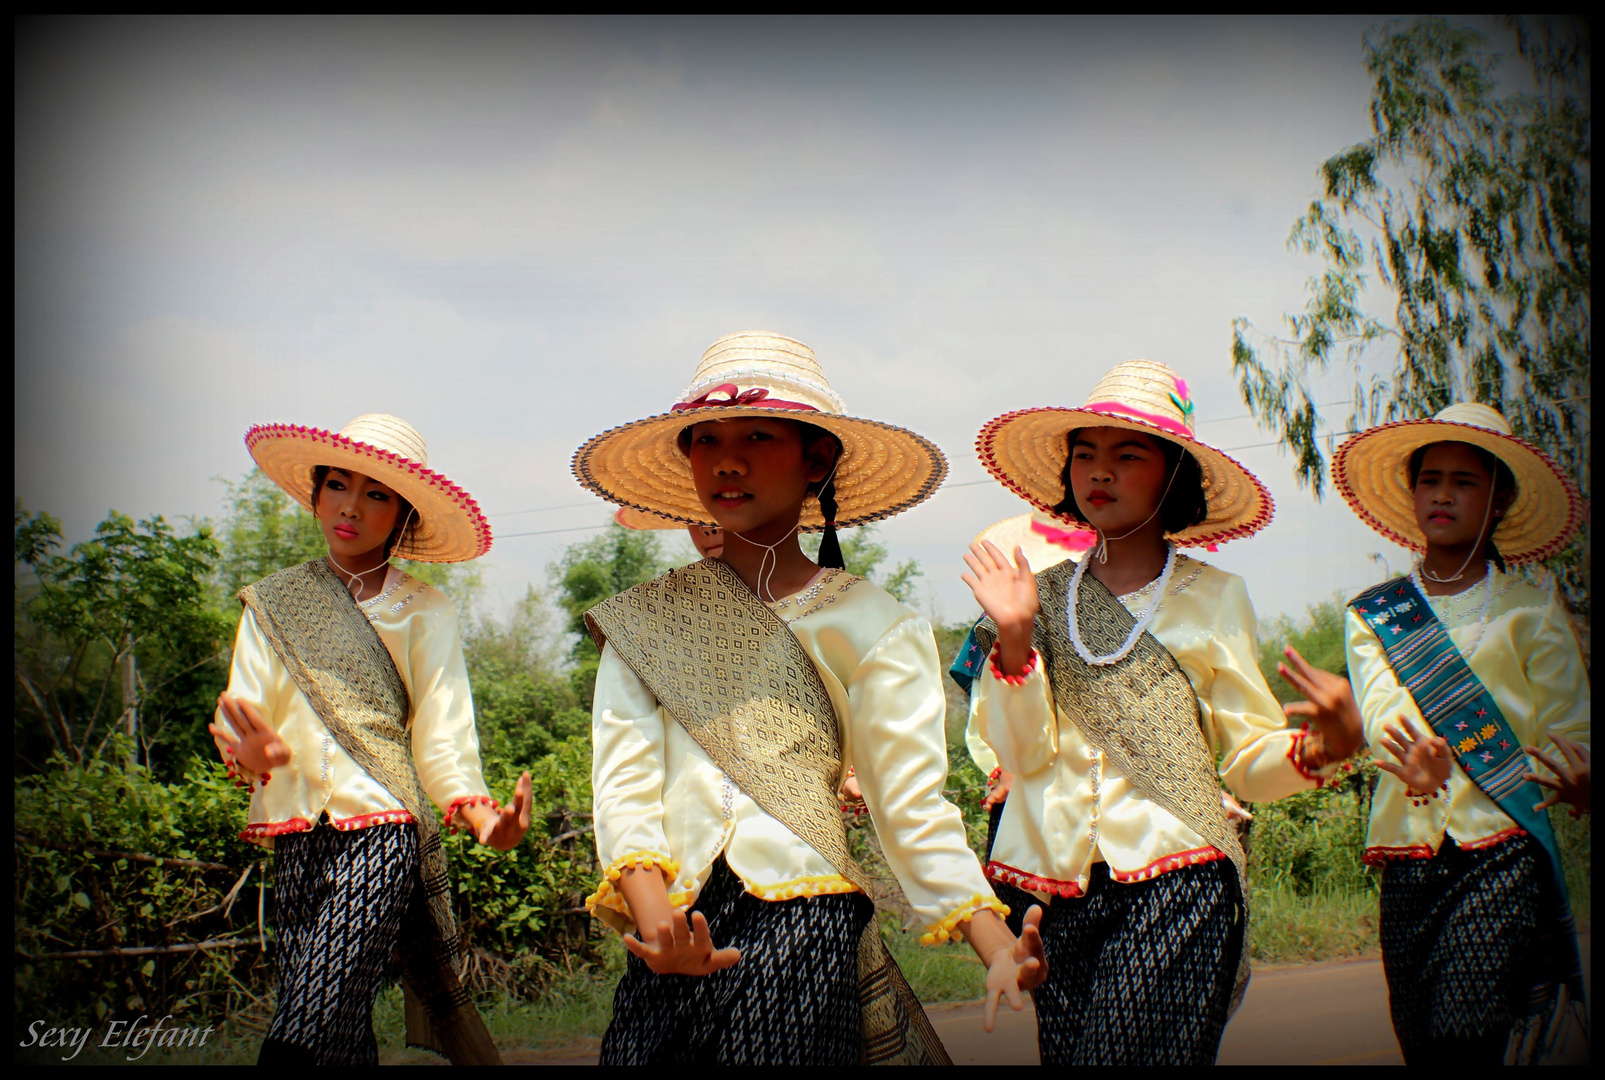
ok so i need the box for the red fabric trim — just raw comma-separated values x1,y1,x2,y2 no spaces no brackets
240,817,313,840
669,384,820,413
1362,843,1435,866
243,423,493,557
986,860,1083,899
444,795,498,833
1108,845,1226,883
330,809,416,831
988,643,1039,685
1458,825,1528,851
1331,419,1583,565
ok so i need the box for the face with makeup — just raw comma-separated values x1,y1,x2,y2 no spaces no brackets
313,467,405,561
1411,441,1513,549
683,418,837,541
1066,426,1173,537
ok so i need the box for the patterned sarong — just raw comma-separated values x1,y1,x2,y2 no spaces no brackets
240,560,500,1065
585,558,952,1066
1351,577,1586,1061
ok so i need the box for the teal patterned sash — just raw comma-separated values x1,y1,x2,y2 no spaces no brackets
1351,577,1583,1001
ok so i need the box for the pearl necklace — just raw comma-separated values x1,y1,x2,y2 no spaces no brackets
1068,542,1178,667
1411,560,1496,658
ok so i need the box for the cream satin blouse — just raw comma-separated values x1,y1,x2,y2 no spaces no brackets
971,556,1321,900
588,569,1003,942
222,567,495,844
1347,573,1590,862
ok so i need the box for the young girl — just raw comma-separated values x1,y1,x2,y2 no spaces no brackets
571,331,1046,1065
1330,402,1588,1064
208,414,533,1065
962,359,1363,1065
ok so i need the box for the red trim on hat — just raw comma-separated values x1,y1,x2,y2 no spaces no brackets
244,424,492,558
669,383,820,413
1331,418,1582,565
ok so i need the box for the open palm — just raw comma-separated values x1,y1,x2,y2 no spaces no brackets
961,541,1039,635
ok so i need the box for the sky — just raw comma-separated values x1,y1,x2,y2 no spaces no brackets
16,15,1428,628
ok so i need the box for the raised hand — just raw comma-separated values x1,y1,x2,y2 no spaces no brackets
982,905,1047,1033
961,541,1039,678
472,771,534,851
1277,646,1365,763
1524,734,1590,817
1374,717,1452,795
209,694,292,776
622,910,741,977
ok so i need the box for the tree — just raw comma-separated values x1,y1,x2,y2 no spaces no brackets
14,503,230,774
1231,17,1590,614
552,526,676,708
802,525,924,602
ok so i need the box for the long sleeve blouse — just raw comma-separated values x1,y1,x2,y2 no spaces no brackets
587,568,1002,942
1347,573,1590,863
971,556,1321,900
222,567,494,844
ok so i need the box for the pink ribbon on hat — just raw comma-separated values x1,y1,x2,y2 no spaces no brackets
1084,400,1193,439
670,383,819,413
1031,519,1097,551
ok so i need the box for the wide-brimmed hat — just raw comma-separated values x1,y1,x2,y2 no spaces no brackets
245,414,492,563
976,359,1274,547
975,511,1093,573
1332,402,1583,564
572,331,947,530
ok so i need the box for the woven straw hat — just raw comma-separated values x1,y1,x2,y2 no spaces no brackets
975,511,1093,573
1332,402,1582,564
976,359,1274,547
572,331,947,530
245,414,492,563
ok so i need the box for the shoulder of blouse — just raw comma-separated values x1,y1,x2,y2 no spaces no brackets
363,572,457,623
1492,576,1556,616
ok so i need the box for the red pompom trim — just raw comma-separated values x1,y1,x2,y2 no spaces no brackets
445,795,499,834
1109,845,1227,883
240,818,313,841
985,860,1083,899
1287,729,1326,787
988,644,1039,686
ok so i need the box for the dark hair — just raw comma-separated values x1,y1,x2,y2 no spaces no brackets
675,419,846,569
1051,428,1209,535
311,465,418,559
1406,441,1517,573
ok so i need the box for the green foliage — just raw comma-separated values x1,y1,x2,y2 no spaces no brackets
803,525,924,602
551,526,675,708
14,503,231,775
1230,16,1591,618
13,743,274,1031
212,471,326,599
1257,597,1350,706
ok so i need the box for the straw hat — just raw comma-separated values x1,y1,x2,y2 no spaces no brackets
976,359,1274,547
572,331,947,529
975,511,1093,573
1332,402,1583,564
245,414,492,563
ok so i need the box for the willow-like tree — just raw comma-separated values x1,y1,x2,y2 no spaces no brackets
1231,17,1590,614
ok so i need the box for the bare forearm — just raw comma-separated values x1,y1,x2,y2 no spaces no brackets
963,908,1014,965
616,865,676,940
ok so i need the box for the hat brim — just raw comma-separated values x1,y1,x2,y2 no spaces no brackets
1333,419,1583,564
976,408,1274,547
974,513,1090,573
572,406,947,530
245,424,492,563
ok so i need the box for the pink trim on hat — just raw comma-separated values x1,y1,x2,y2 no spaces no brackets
669,384,819,414
1083,400,1192,439
1030,518,1096,550
244,423,493,558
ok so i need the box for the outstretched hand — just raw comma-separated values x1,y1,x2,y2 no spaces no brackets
209,694,292,776
1277,647,1364,763
1374,717,1452,795
962,541,1039,678
622,910,741,977
1524,734,1590,816
982,905,1047,1033
472,772,534,850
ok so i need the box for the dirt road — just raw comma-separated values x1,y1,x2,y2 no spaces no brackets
501,933,1592,1065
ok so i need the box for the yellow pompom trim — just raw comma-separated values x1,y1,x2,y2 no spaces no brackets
744,873,860,902
918,894,1011,946
584,852,682,918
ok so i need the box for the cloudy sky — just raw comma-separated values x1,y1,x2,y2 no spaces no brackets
17,15,1430,626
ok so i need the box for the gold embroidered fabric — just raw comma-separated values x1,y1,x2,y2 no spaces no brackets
973,559,1250,1007
239,559,499,1065
586,558,950,1066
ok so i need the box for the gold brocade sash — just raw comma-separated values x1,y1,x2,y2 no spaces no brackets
585,559,951,1066
239,560,500,1065
972,560,1250,1009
